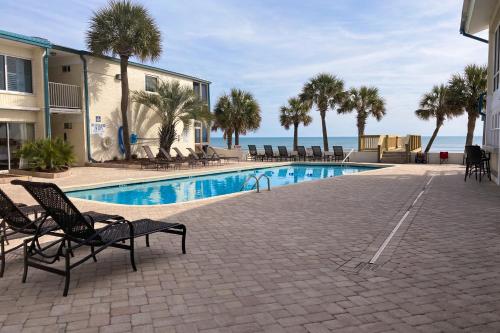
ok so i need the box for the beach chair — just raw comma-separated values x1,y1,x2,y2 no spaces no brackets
186,147,209,166
296,146,308,161
158,148,182,169
12,180,187,296
311,146,325,161
141,146,171,170
248,145,263,161
0,188,123,277
333,146,348,162
199,148,222,165
173,147,199,167
263,145,275,161
277,146,292,161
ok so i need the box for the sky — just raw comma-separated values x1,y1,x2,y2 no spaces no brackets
0,0,488,137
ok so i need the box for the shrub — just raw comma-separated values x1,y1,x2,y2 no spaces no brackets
16,138,76,171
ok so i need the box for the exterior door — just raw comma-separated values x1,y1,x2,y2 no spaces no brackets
0,123,34,171
0,123,7,171
9,123,34,169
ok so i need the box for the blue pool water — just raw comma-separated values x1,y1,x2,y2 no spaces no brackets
67,165,379,206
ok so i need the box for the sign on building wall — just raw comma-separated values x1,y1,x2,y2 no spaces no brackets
90,123,106,137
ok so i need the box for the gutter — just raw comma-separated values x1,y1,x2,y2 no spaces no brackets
460,29,488,44
79,54,97,163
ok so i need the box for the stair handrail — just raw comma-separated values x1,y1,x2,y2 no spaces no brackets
240,175,259,192
341,148,354,166
256,173,271,192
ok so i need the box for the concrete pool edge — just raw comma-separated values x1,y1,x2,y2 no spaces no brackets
65,163,394,207
62,161,393,192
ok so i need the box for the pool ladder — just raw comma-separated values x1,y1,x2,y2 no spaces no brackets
341,148,354,167
240,174,271,193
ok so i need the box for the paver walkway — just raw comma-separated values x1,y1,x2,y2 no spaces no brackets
0,164,499,332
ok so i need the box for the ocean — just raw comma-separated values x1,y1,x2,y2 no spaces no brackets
210,136,483,152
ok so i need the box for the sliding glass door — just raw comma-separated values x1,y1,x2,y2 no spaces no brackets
0,124,8,171
0,122,34,171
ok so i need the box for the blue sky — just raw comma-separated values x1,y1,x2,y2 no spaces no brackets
1,0,488,137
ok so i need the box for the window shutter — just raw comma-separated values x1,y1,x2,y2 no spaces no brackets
6,56,18,91
6,57,32,93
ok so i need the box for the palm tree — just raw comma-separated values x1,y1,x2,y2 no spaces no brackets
230,89,261,146
86,0,161,159
212,89,261,149
415,84,462,153
300,73,345,151
338,86,386,150
447,64,487,146
133,80,211,153
212,94,235,149
279,97,312,151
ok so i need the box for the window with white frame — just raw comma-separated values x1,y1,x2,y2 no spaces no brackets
495,26,500,92
0,55,32,93
145,75,158,92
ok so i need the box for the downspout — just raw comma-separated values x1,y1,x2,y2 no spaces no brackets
43,48,51,137
207,83,211,146
80,54,97,162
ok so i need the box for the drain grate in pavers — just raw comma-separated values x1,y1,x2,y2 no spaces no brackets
340,261,383,274
354,262,382,273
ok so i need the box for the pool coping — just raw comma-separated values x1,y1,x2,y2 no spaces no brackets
64,162,395,207
62,161,393,192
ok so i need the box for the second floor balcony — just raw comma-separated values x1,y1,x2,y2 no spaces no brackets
49,82,82,114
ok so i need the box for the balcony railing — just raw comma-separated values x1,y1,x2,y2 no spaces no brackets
49,82,82,109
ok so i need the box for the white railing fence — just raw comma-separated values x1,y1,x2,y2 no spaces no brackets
49,82,82,109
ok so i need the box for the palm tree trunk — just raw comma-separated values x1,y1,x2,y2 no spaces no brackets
293,123,299,151
234,128,240,146
465,111,477,146
425,123,441,153
320,110,329,151
120,56,131,160
160,123,176,154
227,131,233,149
357,117,365,151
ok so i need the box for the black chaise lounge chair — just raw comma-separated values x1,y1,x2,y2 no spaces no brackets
263,145,275,161
311,146,325,161
199,148,222,165
158,148,183,169
12,180,187,296
333,146,348,162
277,146,293,161
0,188,123,277
173,147,200,167
296,146,308,161
248,145,263,161
186,148,209,166
142,146,171,170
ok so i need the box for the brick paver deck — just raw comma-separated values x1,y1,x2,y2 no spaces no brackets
1,164,499,332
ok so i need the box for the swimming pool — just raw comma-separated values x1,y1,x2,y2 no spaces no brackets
67,164,379,205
